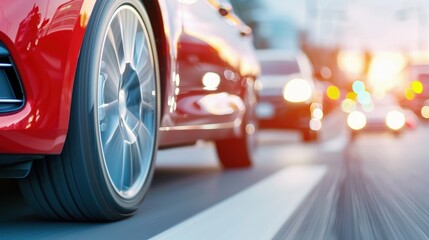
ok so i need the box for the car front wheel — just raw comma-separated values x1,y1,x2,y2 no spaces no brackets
19,0,159,221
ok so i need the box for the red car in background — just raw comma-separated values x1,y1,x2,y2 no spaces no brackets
0,0,259,221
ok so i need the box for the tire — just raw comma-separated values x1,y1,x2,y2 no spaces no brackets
350,131,358,140
302,129,318,142
215,79,257,169
19,0,160,221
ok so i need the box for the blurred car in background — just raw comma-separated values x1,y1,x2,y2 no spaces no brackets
0,0,259,221
400,64,429,119
255,50,322,141
347,95,411,137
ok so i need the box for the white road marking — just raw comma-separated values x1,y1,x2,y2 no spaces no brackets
156,141,219,168
151,165,327,240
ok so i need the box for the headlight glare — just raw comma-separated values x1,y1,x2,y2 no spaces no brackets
347,111,366,130
283,78,312,103
385,110,405,130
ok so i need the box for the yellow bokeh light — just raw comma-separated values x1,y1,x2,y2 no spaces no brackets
412,80,423,94
326,85,340,100
405,88,415,100
346,92,357,100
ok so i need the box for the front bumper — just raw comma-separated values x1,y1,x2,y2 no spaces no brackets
256,95,314,129
350,121,404,134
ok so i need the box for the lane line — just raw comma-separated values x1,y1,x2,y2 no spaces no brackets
151,165,327,240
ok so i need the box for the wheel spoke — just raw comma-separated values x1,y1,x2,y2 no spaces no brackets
99,100,120,141
137,56,153,86
139,118,153,144
103,127,124,185
99,68,119,104
137,120,153,166
120,142,132,191
106,22,124,73
123,109,152,142
133,31,145,67
104,123,122,153
131,141,143,179
104,30,122,73
118,9,138,64
141,99,154,111
120,118,138,144
132,118,152,179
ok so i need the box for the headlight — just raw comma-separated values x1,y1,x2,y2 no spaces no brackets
347,111,366,130
385,110,405,130
283,78,312,102
421,106,429,119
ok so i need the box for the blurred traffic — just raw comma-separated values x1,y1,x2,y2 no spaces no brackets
233,0,429,139
2,0,429,239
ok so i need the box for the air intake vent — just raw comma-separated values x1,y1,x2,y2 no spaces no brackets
0,43,24,113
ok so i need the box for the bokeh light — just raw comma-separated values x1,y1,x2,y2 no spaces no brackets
385,110,405,130
367,52,407,96
352,80,365,94
347,111,366,130
326,85,340,100
362,101,374,112
202,72,221,90
341,99,357,113
312,108,324,120
346,92,357,100
421,106,429,119
412,80,423,94
337,50,366,76
283,79,313,102
310,119,322,131
404,88,415,100
357,91,372,105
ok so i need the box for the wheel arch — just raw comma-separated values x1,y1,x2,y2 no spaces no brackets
141,0,170,119
63,0,169,151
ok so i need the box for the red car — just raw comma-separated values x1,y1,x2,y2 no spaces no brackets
255,50,322,142
0,0,259,221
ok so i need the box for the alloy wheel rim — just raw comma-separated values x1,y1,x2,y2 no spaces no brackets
96,5,156,199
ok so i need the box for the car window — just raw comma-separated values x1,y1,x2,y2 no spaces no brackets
260,60,300,76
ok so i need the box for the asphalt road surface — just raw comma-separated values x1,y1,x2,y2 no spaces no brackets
1,112,429,240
